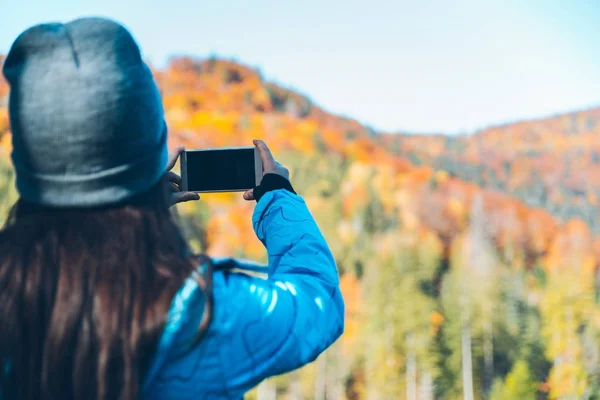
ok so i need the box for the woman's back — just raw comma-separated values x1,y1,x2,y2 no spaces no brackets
0,184,202,399
0,17,344,400
144,190,343,399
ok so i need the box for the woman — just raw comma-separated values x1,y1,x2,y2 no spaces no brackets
0,17,344,400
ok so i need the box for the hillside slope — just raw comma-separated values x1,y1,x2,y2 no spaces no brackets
0,56,598,264
380,107,600,232
3,55,600,398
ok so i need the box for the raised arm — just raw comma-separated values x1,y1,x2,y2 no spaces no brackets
144,190,344,399
143,141,344,399
222,188,344,392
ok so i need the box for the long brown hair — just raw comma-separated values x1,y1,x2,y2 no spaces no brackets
0,176,211,400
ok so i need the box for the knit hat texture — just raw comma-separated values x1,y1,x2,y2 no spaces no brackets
2,17,168,207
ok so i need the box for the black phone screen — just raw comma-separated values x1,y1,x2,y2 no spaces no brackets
185,148,257,191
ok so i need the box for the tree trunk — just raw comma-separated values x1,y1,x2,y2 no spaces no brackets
483,319,494,397
315,355,326,400
406,349,417,400
461,311,474,400
289,371,301,400
419,370,434,400
257,379,277,400
325,345,345,400
365,333,379,400
566,308,576,400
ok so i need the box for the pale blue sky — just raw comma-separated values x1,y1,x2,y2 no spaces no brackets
1,0,599,134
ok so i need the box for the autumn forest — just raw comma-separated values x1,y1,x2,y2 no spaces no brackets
1,55,600,400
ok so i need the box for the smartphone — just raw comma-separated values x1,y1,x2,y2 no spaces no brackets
180,146,262,193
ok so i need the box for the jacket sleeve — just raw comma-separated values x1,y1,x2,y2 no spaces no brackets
222,189,345,389
237,190,344,378
143,189,344,399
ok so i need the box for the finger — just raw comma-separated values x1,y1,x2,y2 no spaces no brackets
169,181,181,193
166,171,182,186
172,191,200,204
274,161,290,179
274,161,288,172
253,139,276,170
167,146,185,171
243,189,255,201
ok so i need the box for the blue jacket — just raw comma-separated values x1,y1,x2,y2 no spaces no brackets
142,190,345,399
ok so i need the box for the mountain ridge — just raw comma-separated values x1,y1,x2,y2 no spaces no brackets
392,105,600,138
147,56,600,265
2,55,600,397
148,56,600,233
380,105,600,232
0,54,598,251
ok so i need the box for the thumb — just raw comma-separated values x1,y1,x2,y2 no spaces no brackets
243,189,255,201
253,139,276,170
172,192,200,205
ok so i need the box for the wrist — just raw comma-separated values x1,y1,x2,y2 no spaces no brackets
253,174,296,202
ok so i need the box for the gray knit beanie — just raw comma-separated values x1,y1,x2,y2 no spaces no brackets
2,17,168,207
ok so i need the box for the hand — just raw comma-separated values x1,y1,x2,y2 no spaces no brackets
166,146,200,207
243,139,289,201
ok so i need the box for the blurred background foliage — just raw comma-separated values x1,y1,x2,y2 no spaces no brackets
1,55,600,399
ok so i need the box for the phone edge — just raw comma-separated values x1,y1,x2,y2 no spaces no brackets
185,146,255,152
192,189,249,193
254,146,262,187
183,145,261,193
180,150,188,192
